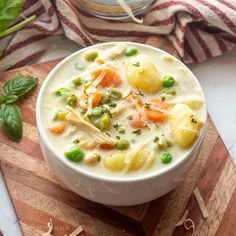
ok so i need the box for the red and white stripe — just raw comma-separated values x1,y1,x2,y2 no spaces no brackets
1,0,236,71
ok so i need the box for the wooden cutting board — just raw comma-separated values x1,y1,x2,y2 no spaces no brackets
0,37,236,236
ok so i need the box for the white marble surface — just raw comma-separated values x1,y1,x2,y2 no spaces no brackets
1,35,235,235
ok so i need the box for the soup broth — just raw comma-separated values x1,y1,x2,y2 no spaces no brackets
42,43,206,179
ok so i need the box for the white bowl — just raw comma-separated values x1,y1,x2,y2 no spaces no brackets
36,42,207,206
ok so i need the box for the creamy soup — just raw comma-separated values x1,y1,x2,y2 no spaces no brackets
42,43,206,179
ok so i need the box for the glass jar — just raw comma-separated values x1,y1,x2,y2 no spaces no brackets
71,0,155,20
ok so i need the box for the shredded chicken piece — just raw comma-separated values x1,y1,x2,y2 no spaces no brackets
103,43,127,60
67,226,84,236
142,150,156,170
122,142,148,173
175,210,189,227
66,106,116,145
84,152,101,163
42,218,53,236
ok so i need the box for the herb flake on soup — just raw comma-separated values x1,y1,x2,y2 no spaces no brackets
43,43,206,178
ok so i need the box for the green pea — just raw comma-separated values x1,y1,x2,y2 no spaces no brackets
107,88,122,100
162,75,175,87
53,110,67,121
124,47,138,57
99,114,110,130
72,77,82,86
64,146,85,162
165,88,176,95
115,139,130,150
85,50,98,61
160,152,172,164
66,95,78,107
55,87,70,96
92,106,104,117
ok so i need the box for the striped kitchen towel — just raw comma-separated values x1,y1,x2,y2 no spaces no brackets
0,0,236,71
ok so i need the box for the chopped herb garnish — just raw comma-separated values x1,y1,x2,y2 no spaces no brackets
135,87,144,97
154,122,159,128
144,103,150,108
191,116,198,123
109,102,117,107
113,124,125,134
127,114,133,120
97,156,101,162
116,136,121,140
132,62,140,67
153,136,159,143
73,139,80,144
132,129,142,135
161,96,165,101
145,124,151,130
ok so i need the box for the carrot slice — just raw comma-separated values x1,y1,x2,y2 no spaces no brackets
149,99,170,110
144,99,170,122
48,122,65,134
92,67,122,87
128,114,146,129
78,91,101,110
78,93,89,110
99,143,114,150
91,91,102,107
144,108,166,122
95,58,105,64
125,94,143,107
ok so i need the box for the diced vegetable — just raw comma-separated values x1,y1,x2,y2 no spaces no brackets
92,67,122,87
160,152,172,164
124,47,138,57
48,122,65,134
162,75,175,87
128,114,145,129
55,87,70,96
78,91,101,110
91,91,102,107
165,88,176,95
83,81,92,91
107,88,122,100
144,99,170,122
99,114,110,130
53,110,67,121
91,106,104,117
64,146,85,162
115,139,130,150
99,143,114,150
85,50,98,61
103,152,126,171
66,95,78,107
95,58,105,64
72,77,82,86
100,94,111,104
130,150,150,170
127,115,133,120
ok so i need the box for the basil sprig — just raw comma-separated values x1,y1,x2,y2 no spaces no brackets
0,76,37,142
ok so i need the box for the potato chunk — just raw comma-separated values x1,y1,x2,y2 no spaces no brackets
170,103,200,147
125,55,161,93
103,152,126,171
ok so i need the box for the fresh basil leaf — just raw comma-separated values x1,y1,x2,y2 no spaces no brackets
5,94,18,104
0,94,6,104
3,76,37,97
0,103,22,142
0,0,24,32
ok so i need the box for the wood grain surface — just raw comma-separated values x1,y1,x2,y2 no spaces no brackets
0,36,236,236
